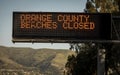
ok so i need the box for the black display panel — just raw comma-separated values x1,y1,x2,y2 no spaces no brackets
12,12,111,43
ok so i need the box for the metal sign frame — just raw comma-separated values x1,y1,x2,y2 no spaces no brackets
12,12,112,43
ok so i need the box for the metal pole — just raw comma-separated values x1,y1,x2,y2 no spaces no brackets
97,49,106,75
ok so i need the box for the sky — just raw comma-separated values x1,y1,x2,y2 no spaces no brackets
0,0,87,49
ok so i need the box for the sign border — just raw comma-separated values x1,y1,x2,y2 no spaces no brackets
12,12,112,43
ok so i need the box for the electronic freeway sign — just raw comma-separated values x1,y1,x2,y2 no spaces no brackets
12,12,111,43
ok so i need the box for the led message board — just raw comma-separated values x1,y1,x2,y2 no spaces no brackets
12,12,111,43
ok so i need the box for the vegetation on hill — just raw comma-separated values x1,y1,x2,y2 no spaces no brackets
0,46,74,75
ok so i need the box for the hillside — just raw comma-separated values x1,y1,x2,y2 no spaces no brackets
0,46,74,75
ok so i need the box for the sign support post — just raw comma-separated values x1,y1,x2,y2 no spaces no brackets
97,48,106,75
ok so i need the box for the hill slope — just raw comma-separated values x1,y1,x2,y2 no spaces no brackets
0,46,74,75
